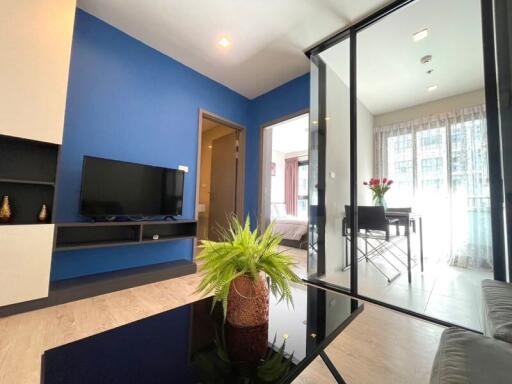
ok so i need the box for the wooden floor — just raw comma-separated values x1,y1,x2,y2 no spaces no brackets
0,271,443,384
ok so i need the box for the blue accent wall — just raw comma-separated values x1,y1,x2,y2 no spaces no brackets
245,74,310,223
52,9,249,281
52,9,310,281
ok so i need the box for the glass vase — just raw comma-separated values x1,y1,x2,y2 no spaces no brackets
374,195,387,210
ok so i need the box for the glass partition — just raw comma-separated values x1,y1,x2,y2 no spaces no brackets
309,37,352,290
307,0,504,331
354,0,492,330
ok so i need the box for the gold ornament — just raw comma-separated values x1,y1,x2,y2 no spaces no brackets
37,203,49,223
0,196,12,223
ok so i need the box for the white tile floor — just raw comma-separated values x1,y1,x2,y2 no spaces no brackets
282,245,492,331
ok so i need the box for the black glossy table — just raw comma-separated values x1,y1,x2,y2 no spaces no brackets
42,283,362,384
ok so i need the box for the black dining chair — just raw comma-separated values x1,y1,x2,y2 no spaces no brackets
342,205,402,283
385,207,423,280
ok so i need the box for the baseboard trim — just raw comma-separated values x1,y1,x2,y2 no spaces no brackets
0,260,196,317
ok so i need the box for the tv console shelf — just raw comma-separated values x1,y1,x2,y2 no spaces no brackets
54,220,197,251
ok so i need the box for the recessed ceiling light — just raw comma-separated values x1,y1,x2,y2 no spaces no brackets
218,37,231,48
428,84,438,92
413,28,429,42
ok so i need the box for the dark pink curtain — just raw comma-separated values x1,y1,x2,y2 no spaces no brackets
284,157,299,216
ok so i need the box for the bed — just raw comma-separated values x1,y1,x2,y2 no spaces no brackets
271,203,308,249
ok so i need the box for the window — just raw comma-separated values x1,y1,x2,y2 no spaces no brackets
421,179,442,190
387,134,414,206
420,129,442,148
393,134,412,153
421,157,443,173
395,160,413,174
452,155,467,173
297,161,309,218
416,128,448,194
451,126,466,152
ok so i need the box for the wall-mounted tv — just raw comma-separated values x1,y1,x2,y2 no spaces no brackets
80,156,185,218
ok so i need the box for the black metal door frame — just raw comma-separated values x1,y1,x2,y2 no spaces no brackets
306,0,508,328
493,0,512,281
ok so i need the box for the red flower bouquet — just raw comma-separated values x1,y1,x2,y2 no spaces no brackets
363,178,393,205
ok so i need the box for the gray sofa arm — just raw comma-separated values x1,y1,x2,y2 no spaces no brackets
482,279,512,343
430,327,512,384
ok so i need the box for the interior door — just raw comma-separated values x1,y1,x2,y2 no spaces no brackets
209,131,238,241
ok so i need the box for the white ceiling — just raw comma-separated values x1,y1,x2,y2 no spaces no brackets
320,0,485,115
271,113,309,154
77,0,391,99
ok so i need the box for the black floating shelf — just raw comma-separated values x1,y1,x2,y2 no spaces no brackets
141,235,196,244
54,240,140,252
54,220,197,251
0,178,55,186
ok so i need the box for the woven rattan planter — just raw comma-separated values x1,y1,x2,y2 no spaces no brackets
226,274,269,327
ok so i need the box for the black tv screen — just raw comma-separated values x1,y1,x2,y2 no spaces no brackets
80,156,185,217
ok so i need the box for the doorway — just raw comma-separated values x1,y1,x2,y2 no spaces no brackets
259,112,309,275
196,111,245,243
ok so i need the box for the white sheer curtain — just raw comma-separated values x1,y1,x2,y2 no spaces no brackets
374,104,492,270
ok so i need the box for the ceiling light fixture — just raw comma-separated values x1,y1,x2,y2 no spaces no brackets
428,84,438,92
413,28,429,42
421,55,432,65
217,37,231,48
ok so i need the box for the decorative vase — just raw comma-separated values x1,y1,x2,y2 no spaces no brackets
226,274,269,328
0,196,12,223
37,204,49,223
374,195,387,210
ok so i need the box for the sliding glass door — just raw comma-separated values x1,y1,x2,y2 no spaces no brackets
307,0,507,331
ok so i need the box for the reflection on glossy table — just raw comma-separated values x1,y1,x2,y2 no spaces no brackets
42,283,362,384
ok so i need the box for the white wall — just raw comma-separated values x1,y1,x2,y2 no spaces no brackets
324,65,374,273
358,101,375,206
374,89,485,127
271,149,286,204
0,0,76,144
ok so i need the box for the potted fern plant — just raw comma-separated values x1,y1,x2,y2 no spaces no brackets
196,216,302,328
